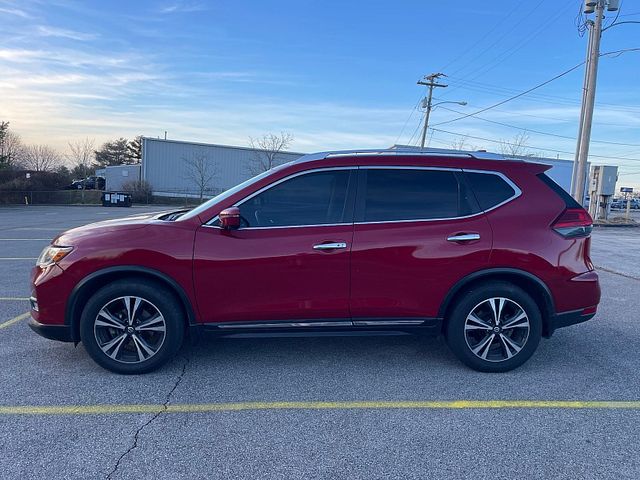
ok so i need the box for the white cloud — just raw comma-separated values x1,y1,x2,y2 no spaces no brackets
159,2,207,14
36,25,97,41
0,7,32,18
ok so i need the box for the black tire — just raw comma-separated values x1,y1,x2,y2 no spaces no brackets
445,281,542,372
80,279,185,374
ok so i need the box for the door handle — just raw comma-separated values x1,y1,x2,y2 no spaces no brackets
313,242,347,250
447,233,481,242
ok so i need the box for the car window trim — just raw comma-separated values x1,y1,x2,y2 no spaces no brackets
205,166,358,229
353,166,521,225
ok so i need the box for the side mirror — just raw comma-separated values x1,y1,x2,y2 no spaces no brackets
219,207,241,229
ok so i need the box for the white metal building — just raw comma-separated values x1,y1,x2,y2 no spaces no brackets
141,138,304,197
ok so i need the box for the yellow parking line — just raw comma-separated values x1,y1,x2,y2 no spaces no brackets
1,400,640,416
0,312,30,330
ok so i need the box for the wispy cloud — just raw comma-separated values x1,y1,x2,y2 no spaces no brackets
159,2,207,14
36,25,97,41
0,7,32,18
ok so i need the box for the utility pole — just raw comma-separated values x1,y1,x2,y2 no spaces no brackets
572,0,621,203
418,73,447,149
571,20,595,197
573,1,604,203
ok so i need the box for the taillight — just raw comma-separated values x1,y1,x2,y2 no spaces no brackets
552,208,593,238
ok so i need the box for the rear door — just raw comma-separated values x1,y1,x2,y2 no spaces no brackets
350,167,493,320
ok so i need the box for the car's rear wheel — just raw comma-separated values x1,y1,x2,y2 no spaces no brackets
80,280,184,374
446,282,542,372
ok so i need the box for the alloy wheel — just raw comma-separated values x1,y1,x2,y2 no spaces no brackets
93,296,167,364
464,297,530,363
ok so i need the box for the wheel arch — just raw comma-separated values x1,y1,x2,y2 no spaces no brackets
65,266,197,342
438,268,556,338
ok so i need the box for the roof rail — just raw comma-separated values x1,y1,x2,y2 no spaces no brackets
293,148,508,163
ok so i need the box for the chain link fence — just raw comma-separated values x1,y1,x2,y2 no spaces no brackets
0,190,211,207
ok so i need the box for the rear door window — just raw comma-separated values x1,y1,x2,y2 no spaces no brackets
357,168,473,222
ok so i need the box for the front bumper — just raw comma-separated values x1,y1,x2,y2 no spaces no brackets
28,318,75,343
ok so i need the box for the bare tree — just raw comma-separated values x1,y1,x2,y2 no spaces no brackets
20,145,62,172
450,135,471,151
67,138,95,201
0,123,25,169
499,132,531,158
184,153,216,202
68,138,95,178
248,132,294,174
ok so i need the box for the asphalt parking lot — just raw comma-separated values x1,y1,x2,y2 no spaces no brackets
1,205,639,480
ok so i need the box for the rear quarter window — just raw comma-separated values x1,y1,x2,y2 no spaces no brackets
464,171,517,211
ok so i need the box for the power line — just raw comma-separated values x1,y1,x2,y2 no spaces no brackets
447,1,576,93
438,0,531,73
394,95,422,146
437,105,640,147
430,127,640,163
446,0,548,80
432,61,586,127
433,47,640,128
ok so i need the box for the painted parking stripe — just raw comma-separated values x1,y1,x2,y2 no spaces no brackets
0,312,30,330
0,258,38,260
0,298,30,301
1,400,640,416
0,239,51,241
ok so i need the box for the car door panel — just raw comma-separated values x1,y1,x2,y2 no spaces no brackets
350,216,492,319
192,168,356,324
193,225,353,323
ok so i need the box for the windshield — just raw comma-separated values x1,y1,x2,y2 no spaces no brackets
179,164,289,222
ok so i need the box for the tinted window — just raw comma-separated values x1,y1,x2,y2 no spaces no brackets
464,172,516,211
361,169,462,222
239,170,351,227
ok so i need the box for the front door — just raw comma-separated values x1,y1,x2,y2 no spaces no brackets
193,168,356,324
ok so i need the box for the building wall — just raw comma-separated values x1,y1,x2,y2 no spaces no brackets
142,138,304,197
104,164,141,191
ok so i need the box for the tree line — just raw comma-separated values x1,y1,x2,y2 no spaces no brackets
0,121,143,179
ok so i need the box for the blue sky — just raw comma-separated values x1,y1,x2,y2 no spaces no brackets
1,0,639,186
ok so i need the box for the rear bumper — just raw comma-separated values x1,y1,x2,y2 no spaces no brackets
548,307,597,336
28,318,75,343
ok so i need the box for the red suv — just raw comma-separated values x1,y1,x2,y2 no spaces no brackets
29,150,600,374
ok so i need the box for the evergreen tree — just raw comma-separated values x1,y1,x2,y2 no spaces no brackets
94,138,129,167
127,136,142,163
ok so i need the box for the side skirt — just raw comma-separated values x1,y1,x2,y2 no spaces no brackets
190,317,443,339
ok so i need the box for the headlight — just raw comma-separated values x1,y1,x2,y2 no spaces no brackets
37,246,73,267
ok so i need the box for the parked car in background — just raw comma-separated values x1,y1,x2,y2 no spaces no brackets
611,199,626,210
30,150,600,374
64,176,105,190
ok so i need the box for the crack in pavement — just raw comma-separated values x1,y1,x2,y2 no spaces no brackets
105,355,190,480
595,265,640,281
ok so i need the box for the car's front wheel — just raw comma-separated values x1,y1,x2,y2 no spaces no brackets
80,280,184,374
446,282,542,372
